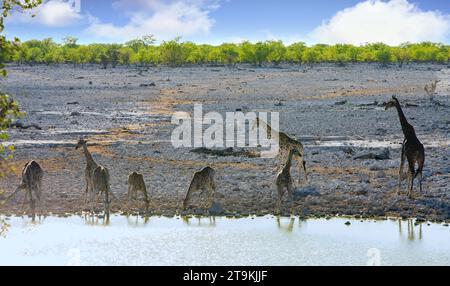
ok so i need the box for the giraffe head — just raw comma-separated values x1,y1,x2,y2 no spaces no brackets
384,95,398,110
75,138,87,149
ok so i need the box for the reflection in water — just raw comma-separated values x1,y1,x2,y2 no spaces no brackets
276,216,295,233
0,218,9,237
1,216,449,265
126,215,150,226
182,216,216,227
84,214,110,226
398,219,423,241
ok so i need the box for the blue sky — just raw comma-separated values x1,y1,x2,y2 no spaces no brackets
4,0,450,45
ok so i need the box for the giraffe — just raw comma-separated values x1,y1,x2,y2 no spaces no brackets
127,171,150,212
254,117,307,183
275,148,298,213
183,166,216,210
92,165,112,217
7,160,43,215
424,80,440,99
75,139,98,205
385,95,425,198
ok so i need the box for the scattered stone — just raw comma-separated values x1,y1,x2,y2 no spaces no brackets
9,120,42,130
355,189,368,196
343,147,354,155
374,128,387,136
358,101,379,107
334,100,347,105
354,148,390,160
139,82,156,87
416,217,426,223
293,186,320,199
70,111,81,116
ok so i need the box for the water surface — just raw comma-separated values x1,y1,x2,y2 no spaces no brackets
0,216,449,266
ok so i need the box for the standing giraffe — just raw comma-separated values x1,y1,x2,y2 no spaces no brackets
75,139,98,204
92,165,112,217
7,161,44,215
127,171,150,212
275,148,298,213
254,117,307,183
424,80,440,99
385,96,425,198
183,166,216,210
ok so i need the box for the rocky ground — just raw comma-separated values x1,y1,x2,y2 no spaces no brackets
0,63,449,221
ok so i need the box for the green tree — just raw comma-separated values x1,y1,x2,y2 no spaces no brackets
239,41,257,65
1,0,43,234
160,37,186,67
302,47,319,66
286,42,306,64
254,41,270,67
219,43,239,66
119,46,133,66
266,40,286,66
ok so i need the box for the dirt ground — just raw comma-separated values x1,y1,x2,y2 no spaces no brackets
0,63,449,221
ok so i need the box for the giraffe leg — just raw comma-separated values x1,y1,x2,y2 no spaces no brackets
90,186,96,213
417,156,424,194
84,174,90,204
296,155,303,185
28,185,35,217
208,181,216,208
418,171,423,193
407,161,415,199
287,182,294,214
276,185,284,215
183,182,196,210
127,185,133,211
22,187,29,211
303,159,307,180
397,145,406,195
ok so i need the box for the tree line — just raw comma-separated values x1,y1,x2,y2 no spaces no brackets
4,36,450,68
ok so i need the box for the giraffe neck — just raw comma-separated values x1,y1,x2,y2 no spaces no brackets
394,101,416,139
259,118,278,136
82,144,96,166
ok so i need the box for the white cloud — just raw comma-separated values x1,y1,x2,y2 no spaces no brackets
8,0,83,27
85,0,217,42
309,0,450,45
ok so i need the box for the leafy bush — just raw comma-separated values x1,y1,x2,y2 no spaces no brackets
3,38,450,68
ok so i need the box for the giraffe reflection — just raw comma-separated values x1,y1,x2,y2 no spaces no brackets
398,219,423,241
182,216,216,227
126,215,149,226
84,213,110,226
276,216,295,233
